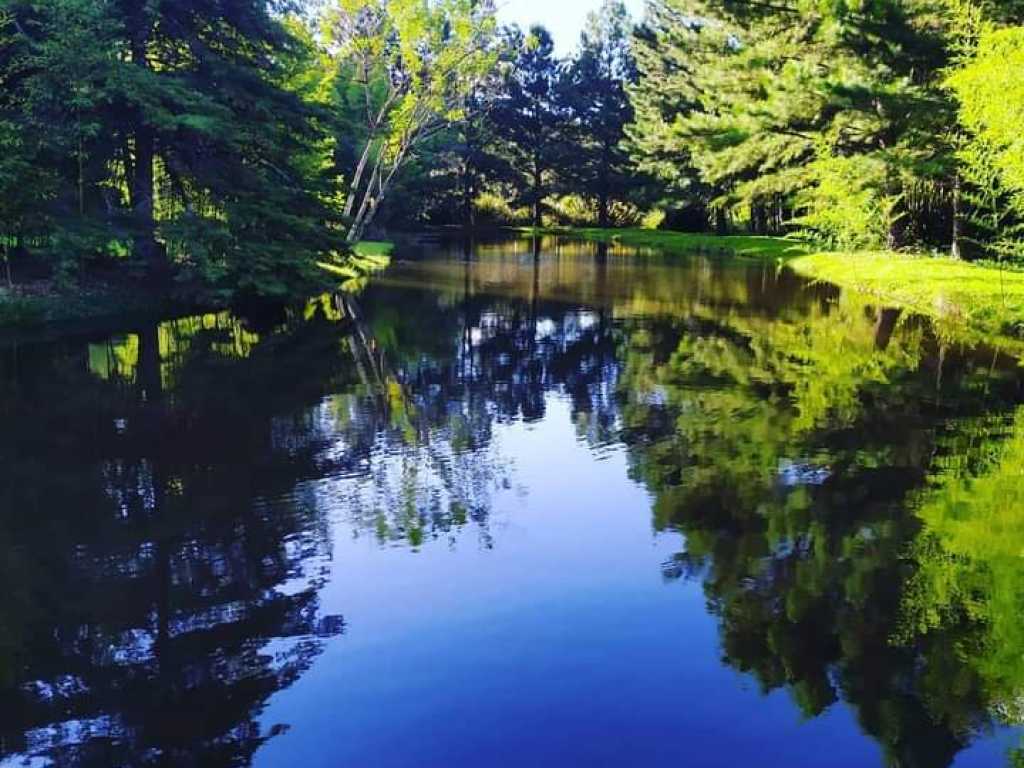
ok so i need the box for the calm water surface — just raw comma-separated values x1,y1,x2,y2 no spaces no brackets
2,235,1024,767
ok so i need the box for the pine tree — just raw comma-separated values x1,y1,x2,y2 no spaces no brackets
561,0,637,228
628,0,960,246
0,0,351,299
491,26,566,227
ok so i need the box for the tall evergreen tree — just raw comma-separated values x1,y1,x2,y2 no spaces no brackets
561,0,637,227
628,0,959,247
0,0,350,299
491,26,566,227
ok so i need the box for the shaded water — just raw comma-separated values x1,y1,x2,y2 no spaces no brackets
2,235,1024,767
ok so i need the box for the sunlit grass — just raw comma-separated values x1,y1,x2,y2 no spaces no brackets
318,241,393,292
514,227,809,260
791,251,1024,343
353,241,394,259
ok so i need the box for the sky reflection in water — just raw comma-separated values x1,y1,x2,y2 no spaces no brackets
0,235,1023,767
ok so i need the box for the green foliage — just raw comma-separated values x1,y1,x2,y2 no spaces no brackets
949,28,1024,196
0,0,354,303
0,290,43,325
627,0,959,245
898,410,1024,724
948,26,1024,260
475,191,530,225
547,195,644,227
792,152,897,250
489,25,566,227
323,0,500,241
559,1,639,227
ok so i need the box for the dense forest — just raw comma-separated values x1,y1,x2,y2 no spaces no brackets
1,0,1023,307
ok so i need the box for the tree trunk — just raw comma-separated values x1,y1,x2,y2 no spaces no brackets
345,89,398,219
347,159,383,243
463,170,475,229
951,174,962,260
532,165,543,228
348,145,409,243
598,147,610,228
886,175,904,250
130,31,162,282
344,139,375,219
132,126,157,263
886,217,903,250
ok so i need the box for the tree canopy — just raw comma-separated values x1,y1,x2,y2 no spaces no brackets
2,0,1024,310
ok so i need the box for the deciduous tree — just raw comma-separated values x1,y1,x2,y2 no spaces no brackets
324,0,500,243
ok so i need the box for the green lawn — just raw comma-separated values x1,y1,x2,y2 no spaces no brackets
791,251,1024,344
353,241,394,258
515,227,808,260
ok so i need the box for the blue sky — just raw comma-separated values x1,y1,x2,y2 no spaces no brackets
496,0,646,55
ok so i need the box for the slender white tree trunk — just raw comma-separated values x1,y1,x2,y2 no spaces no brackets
344,139,376,219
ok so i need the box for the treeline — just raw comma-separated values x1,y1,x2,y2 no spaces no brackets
0,0,500,301
389,2,654,231
2,0,1023,307
395,0,1024,262
0,0,653,304
627,0,1024,257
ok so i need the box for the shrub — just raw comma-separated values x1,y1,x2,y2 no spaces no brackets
792,151,897,250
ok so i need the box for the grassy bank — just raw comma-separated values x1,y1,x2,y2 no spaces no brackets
516,227,808,260
791,251,1024,343
523,226,1024,347
353,241,394,259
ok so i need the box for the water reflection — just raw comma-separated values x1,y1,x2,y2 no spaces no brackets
1,235,1024,766
0,310,349,766
612,291,1024,766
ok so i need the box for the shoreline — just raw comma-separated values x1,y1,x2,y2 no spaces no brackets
0,241,394,335
5,232,1023,353
519,227,1024,348
789,251,1024,349
512,226,807,260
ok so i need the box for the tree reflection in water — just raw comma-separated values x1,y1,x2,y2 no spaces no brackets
1,234,1024,766
611,282,1024,767
0,248,625,765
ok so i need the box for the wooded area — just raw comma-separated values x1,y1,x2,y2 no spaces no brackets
1,0,1023,308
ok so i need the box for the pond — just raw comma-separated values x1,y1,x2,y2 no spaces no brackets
1,234,1023,767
